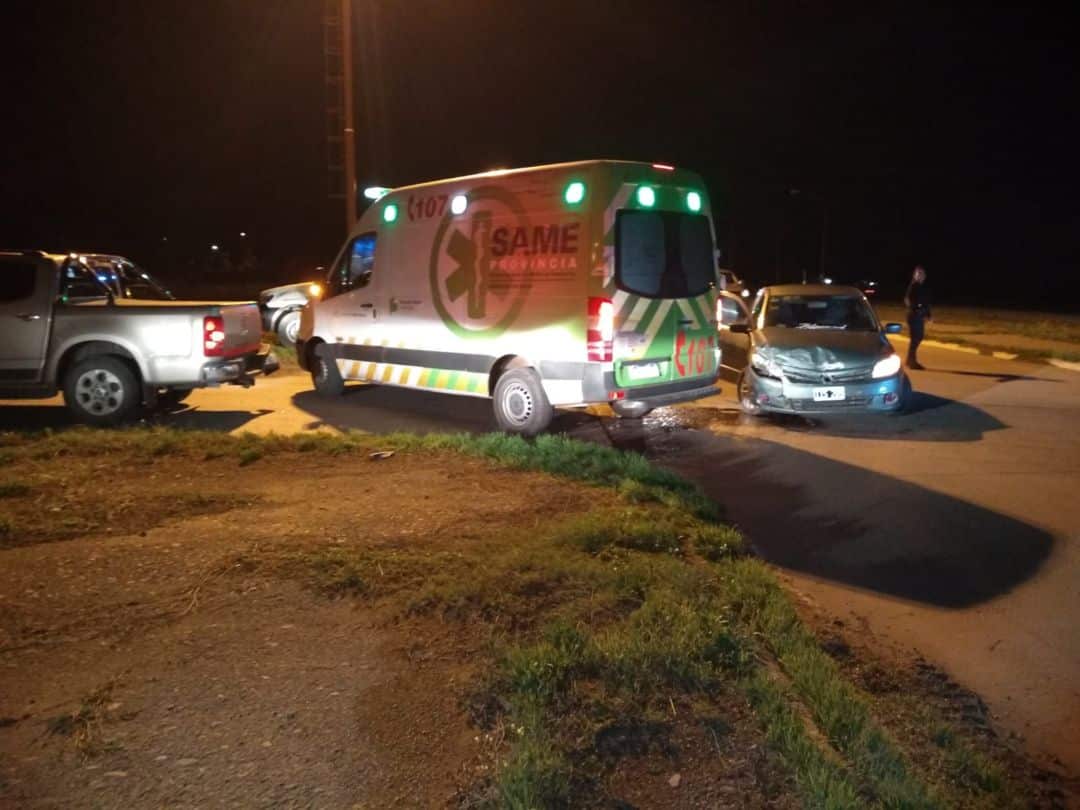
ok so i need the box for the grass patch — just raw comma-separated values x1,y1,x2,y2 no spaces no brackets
744,673,862,808
726,558,937,807
237,446,263,466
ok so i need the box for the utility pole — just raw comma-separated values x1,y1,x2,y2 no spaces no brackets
341,0,357,230
323,0,357,234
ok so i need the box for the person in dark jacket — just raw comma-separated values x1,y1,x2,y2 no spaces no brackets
904,265,931,369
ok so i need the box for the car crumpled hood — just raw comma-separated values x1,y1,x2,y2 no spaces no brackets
754,328,890,368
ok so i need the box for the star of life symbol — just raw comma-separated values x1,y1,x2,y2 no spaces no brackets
443,211,512,320
429,186,530,340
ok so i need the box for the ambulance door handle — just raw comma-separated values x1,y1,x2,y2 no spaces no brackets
359,303,373,308
677,318,693,326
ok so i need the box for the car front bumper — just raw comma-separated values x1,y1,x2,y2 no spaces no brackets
744,367,905,414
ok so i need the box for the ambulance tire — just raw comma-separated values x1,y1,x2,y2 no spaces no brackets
493,368,553,437
312,348,345,398
611,401,652,419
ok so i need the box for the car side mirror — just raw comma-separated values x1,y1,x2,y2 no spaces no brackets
885,322,902,334
729,322,751,334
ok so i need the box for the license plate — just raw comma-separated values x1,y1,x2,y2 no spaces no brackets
812,386,846,402
625,362,660,380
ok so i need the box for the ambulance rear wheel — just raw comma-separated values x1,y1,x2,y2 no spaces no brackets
493,368,552,437
611,401,652,419
312,350,345,398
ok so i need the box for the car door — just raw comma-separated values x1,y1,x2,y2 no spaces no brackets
319,232,386,378
0,255,53,383
322,232,382,336
716,291,750,373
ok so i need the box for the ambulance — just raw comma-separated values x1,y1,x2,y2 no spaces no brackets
296,160,721,435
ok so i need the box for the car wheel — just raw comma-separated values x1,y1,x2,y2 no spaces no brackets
611,401,652,419
492,368,553,437
63,356,141,426
737,369,761,415
312,348,345,397
276,310,301,347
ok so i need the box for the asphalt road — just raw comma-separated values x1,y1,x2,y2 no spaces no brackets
2,342,1078,776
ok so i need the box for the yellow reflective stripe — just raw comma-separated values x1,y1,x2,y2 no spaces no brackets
381,364,394,383
434,370,450,389
398,367,412,385
364,363,377,381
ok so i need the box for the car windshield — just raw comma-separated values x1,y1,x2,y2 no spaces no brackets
763,294,878,331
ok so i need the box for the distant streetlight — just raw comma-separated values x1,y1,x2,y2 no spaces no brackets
239,231,247,238
210,244,219,252
789,188,828,282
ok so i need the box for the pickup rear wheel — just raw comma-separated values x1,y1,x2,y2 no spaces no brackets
63,356,140,426
312,349,345,397
492,368,552,437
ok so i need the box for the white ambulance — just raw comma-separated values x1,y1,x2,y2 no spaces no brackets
297,160,721,435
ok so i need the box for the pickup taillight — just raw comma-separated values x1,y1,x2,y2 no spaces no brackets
587,297,614,362
203,316,226,357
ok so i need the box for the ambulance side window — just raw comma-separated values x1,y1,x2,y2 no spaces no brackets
327,233,377,297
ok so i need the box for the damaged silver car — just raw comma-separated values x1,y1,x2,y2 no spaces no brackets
719,284,910,415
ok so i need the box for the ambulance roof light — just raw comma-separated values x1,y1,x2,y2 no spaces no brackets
652,163,675,171
364,186,391,200
687,191,702,212
383,203,398,223
564,181,586,205
636,186,656,208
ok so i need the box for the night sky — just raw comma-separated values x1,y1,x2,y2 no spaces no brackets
2,1,1077,307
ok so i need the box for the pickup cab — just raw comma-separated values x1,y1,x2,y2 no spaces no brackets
0,250,278,424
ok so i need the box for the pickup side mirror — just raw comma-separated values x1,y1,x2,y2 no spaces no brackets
729,322,751,335
884,322,902,334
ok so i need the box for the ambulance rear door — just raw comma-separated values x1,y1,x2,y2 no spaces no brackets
611,207,717,388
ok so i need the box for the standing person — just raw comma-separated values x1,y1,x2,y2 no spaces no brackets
904,265,931,369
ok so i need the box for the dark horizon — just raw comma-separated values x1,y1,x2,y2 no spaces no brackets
2,1,1077,309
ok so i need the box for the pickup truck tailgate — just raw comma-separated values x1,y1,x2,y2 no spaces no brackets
219,303,263,357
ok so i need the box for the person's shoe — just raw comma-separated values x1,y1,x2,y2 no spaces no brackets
907,360,925,370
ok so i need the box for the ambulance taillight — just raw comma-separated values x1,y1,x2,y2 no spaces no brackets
587,298,614,362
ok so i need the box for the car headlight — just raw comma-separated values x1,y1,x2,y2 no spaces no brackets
872,353,902,379
750,351,782,379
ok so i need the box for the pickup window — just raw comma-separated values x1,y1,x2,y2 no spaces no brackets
0,262,36,302
61,263,110,300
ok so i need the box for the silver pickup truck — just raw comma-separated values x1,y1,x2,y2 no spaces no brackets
0,250,277,424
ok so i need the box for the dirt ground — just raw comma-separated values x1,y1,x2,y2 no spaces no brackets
0,451,578,809
1,439,1072,808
